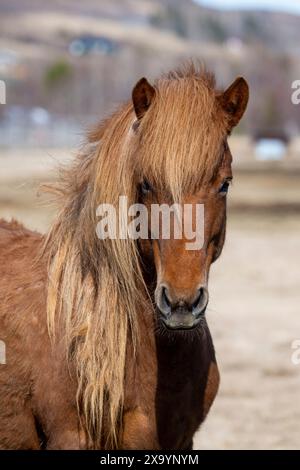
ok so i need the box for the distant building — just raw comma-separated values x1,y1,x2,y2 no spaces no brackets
253,130,289,161
225,37,245,57
69,36,119,57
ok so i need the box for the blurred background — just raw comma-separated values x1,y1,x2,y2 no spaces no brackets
0,0,300,449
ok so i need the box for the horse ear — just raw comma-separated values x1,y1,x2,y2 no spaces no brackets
219,77,249,130
132,77,155,121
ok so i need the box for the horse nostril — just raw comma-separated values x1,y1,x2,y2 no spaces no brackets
192,288,202,310
156,286,173,317
162,287,171,309
155,285,173,317
192,287,208,317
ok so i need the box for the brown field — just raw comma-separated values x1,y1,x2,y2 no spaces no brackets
1,148,300,449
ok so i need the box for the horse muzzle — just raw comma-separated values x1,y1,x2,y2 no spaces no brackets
155,285,208,330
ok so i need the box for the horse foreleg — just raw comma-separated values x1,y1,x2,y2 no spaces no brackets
46,427,87,450
121,408,158,449
0,400,40,450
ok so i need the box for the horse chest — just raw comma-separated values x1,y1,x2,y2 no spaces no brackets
156,377,204,449
154,330,216,450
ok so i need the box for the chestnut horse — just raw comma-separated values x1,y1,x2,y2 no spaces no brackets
0,64,248,449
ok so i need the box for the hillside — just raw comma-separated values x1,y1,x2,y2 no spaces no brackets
0,0,300,135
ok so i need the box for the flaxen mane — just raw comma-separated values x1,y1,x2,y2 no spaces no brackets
44,64,227,448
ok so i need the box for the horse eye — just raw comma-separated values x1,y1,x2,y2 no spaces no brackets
219,180,230,195
141,179,152,195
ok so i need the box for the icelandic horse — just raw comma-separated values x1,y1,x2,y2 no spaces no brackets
0,64,248,449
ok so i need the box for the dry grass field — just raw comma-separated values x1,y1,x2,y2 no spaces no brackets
1,148,300,449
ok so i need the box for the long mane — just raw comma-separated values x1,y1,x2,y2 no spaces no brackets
43,63,227,448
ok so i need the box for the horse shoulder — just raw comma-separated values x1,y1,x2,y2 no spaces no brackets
0,221,84,449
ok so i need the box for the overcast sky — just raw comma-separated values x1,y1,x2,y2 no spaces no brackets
196,0,300,14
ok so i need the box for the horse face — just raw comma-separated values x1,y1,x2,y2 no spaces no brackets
132,75,249,331
139,146,232,331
